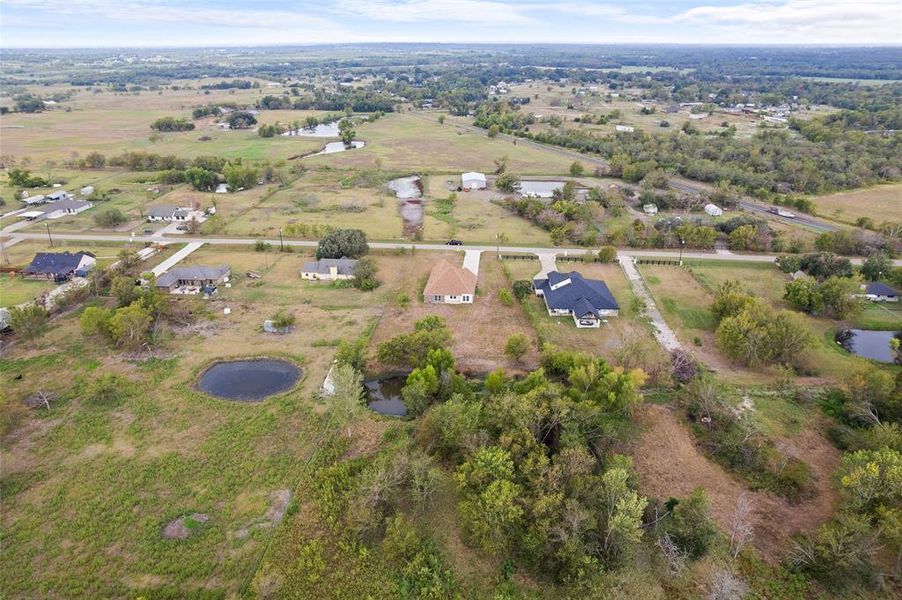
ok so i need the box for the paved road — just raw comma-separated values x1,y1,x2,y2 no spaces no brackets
2,231,895,266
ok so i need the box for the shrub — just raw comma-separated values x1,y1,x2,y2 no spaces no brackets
9,304,49,340
512,280,532,300
597,246,617,263
351,257,379,290
497,288,514,306
661,488,718,559
504,333,529,362
93,208,127,228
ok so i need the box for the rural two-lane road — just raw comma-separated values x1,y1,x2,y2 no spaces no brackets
2,230,892,266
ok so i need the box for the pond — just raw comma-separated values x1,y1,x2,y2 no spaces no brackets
389,176,424,237
518,180,564,198
282,121,340,137
364,377,407,417
197,359,301,401
313,140,365,155
838,329,898,363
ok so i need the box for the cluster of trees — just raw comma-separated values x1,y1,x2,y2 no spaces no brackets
498,189,599,246
150,117,195,132
226,111,257,129
6,167,49,188
282,222,335,239
191,104,223,119
777,252,853,279
80,274,169,351
784,275,863,319
12,93,46,113
200,79,257,90
473,102,900,198
711,280,812,368
790,370,902,590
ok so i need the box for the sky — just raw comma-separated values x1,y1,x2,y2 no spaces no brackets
1,0,900,48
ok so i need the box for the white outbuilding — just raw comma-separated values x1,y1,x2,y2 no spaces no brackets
704,203,724,217
642,204,659,215
461,172,487,191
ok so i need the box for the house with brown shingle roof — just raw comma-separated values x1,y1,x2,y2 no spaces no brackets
423,259,476,304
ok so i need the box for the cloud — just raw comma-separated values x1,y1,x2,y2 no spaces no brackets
331,0,534,24
2,0,344,31
674,0,902,44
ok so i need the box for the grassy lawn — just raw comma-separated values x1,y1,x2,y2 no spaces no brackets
853,301,902,330
303,112,576,174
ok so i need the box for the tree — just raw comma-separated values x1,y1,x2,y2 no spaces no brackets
338,119,356,146
93,208,127,228
335,336,368,371
316,228,369,259
662,488,718,559
223,163,258,192
790,514,879,588
437,115,446,125
597,246,617,263
184,167,218,192
84,152,106,168
599,466,647,567
270,310,295,330
818,276,863,319
504,333,529,363
329,364,364,435
150,117,195,132
710,280,756,321
495,172,520,194
728,224,761,252
784,276,825,314
227,111,257,129
110,276,140,307
728,494,754,559
108,302,153,350
860,251,891,282
351,257,380,290
9,304,48,340
569,161,584,177
487,124,500,138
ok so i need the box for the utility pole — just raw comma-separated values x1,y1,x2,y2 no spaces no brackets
678,237,685,265
46,222,53,247
279,228,284,252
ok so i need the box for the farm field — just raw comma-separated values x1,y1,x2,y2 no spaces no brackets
809,183,902,226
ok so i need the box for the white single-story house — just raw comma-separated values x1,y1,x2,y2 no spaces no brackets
301,258,358,281
533,271,619,328
155,265,230,295
461,172,487,191
40,199,93,220
423,259,477,304
704,203,724,217
861,282,899,303
643,203,659,215
147,205,179,221
615,124,635,133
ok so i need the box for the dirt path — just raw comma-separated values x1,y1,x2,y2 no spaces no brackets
619,257,682,352
631,404,839,559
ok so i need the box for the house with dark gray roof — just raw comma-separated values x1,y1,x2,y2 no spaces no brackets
147,205,179,221
862,281,898,303
23,251,96,281
155,265,230,294
301,258,358,281
39,199,93,220
533,271,619,328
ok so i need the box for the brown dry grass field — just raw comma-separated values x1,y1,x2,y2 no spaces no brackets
369,252,541,375
810,183,902,225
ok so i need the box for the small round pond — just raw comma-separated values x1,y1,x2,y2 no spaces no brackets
837,329,898,363
365,376,407,417
197,359,301,402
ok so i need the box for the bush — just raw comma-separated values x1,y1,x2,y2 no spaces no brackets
512,280,533,300
93,208,128,228
597,246,617,263
9,304,49,340
661,488,718,559
498,288,514,306
504,333,529,362
789,514,879,588
351,257,379,290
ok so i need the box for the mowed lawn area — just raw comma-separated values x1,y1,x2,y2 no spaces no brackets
502,257,667,375
642,261,886,383
810,183,902,225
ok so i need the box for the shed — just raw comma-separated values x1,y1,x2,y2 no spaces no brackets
461,172,487,191
704,203,723,217
643,204,659,215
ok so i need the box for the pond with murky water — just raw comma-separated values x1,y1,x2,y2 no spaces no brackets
313,140,365,155
197,359,301,401
282,122,341,137
365,377,407,416
389,176,424,237
839,329,898,363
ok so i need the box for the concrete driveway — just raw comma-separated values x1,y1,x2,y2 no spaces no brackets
619,256,682,352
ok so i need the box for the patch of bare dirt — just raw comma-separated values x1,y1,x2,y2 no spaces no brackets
162,513,210,540
631,404,839,559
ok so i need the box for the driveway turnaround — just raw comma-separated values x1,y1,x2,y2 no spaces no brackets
534,253,557,279
619,256,682,352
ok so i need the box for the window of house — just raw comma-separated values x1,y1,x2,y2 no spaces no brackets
462,295,470,301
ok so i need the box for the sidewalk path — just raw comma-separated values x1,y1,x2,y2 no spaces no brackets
619,256,682,352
